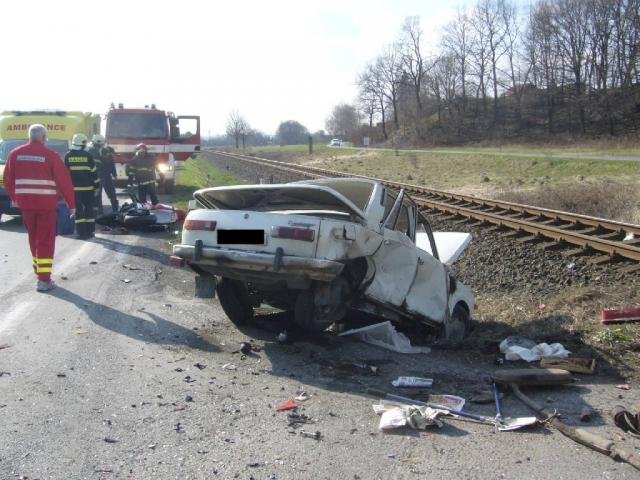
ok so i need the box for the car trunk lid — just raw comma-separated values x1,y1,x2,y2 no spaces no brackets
193,184,366,222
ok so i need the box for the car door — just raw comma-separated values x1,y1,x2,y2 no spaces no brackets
364,189,419,307
364,190,449,323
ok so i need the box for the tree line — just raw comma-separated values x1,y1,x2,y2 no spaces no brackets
352,0,640,145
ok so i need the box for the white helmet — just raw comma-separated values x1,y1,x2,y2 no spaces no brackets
71,133,88,146
92,134,105,145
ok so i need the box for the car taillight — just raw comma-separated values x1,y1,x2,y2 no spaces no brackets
271,226,315,242
184,219,217,231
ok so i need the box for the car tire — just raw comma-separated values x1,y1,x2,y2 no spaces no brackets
217,278,253,326
440,303,471,342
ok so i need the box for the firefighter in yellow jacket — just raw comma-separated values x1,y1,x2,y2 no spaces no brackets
64,133,98,238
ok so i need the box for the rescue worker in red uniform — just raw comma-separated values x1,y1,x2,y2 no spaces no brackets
128,143,158,205
65,133,98,238
3,124,76,292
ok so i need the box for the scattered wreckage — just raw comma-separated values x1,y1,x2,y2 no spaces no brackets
172,178,475,340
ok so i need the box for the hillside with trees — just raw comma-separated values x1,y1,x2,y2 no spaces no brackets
346,0,640,146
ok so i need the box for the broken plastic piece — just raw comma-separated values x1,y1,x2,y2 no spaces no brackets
339,321,430,354
499,337,570,362
276,400,297,411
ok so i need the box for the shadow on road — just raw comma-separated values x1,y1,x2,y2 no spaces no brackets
90,235,169,263
50,286,218,352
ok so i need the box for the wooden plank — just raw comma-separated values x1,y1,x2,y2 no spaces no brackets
540,357,596,374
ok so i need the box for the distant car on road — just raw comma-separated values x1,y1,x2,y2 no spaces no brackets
329,138,341,146
173,178,475,341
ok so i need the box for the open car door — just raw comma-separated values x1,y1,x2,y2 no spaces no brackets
170,115,201,161
364,190,449,324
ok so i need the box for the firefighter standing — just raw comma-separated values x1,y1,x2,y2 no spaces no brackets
88,134,119,213
128,143,158,205
65,133,98,238
3,124,76,292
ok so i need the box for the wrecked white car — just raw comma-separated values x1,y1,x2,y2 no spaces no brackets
172,178,475,340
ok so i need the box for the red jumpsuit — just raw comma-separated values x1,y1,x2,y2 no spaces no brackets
4,140,75,282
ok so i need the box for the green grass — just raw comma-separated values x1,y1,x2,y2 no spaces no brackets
173,155,241,210
245,145,639,192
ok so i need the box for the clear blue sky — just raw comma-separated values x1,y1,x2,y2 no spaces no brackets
3,0,501,136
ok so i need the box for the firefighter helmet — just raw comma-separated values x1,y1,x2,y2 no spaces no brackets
92,134,105,145
135,143,148,152
71,133,88,146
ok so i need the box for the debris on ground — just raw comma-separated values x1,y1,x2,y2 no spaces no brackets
601,306,640,324
194,363,207,370
276,331,289,344
122,264,141,271
391,376,433,388
374,403,447,430
0,371,11,377
617,384,631,390
72,328,89,335
103,437,118,443
94,466,113,473
295,391,311,402
339,321,431,354
0,343,13,350
240,342,253,355
122,279,132,284
287,412,314,427
221,363,236,371
612,405,640,434
540,357,596,374
580,407,593,422
299,430,322,440
352,362,379,374
276,400,297,412
499,336,571,362
427,395,466,411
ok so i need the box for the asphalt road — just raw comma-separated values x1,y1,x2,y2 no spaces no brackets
1,213,640,479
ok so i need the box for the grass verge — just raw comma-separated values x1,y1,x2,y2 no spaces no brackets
173,155,241,210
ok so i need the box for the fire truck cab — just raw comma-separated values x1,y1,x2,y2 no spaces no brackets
105,104,200,193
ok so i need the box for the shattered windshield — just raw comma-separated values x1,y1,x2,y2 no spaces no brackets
107,113,167,139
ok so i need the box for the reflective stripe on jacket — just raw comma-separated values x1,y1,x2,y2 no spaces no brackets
3,140,75,210
64,150,97,191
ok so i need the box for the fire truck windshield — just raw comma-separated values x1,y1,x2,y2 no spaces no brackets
107,113,167,139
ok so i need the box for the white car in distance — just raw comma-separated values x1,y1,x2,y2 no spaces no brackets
172,178,475,341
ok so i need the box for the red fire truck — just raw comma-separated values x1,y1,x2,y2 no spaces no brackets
105,104,200,193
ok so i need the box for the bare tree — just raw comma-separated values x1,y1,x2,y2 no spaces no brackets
225,110,249,149
399,16,427,131
325,103,360,140
377,45,403,129
442,8,472,112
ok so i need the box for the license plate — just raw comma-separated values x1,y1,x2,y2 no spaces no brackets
217,229,265,245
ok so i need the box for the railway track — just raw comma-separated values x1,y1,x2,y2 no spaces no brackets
209,150,640,268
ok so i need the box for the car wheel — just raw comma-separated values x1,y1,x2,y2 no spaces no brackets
217,278,253,326
440,303,471,342
294,278,351,333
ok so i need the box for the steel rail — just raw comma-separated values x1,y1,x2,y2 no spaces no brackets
208,150,640,262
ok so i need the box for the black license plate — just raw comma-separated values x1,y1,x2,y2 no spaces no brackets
217,229,265,245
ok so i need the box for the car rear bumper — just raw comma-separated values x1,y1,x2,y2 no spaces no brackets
172,244,344,283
